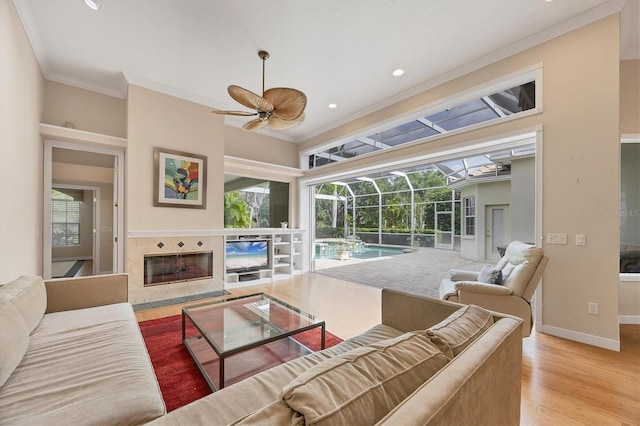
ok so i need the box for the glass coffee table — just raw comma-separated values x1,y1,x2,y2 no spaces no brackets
182,293,325,391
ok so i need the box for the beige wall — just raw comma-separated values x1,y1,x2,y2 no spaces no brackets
43,80,126,138
301,16,622,347
126,85,226,298
620,60,639,134
0,1,45,282
126,85,225,230
225,126,299,168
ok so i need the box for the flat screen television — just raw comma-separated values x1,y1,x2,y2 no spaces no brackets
225,239,270,273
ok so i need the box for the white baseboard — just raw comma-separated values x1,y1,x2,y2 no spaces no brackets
537,324,620,352
619,315,640,325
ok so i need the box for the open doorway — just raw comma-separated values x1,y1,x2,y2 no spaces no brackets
51,185,99,277
43,140,124,279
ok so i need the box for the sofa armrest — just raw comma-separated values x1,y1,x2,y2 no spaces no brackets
449,269,480,282
44,274,129,313
382,289,466,332
454,281,513,296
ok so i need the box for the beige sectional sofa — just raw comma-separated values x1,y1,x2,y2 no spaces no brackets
0,274,165,425
149,289,524,426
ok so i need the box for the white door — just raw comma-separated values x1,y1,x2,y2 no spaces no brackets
485,205,509,260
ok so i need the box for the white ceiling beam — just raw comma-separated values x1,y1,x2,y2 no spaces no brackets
481,96,507,117
416,118,447,133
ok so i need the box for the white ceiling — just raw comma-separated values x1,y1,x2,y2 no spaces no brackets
14,0,639,143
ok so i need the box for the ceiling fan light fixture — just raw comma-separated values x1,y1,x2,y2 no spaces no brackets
84,0,103,11
212,50,307,132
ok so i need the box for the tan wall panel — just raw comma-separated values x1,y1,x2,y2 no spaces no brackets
620,60,640,134
126,85,225,230
43,80,126,138
301,16,622,344
0,1,45,282
225,126,299,168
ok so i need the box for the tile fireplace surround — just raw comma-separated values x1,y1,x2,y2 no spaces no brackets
127,235,225,305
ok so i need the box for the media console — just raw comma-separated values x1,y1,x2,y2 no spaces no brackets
223,229,305,289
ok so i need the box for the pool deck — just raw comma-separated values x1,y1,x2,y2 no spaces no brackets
314,247,489,299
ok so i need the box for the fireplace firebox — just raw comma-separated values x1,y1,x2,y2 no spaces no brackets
144,251,213,286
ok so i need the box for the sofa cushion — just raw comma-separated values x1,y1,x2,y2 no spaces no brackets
0,299,30,387
232,400,303,425
0,275,47,332
280,331,452,425
427,304,494,356
0,303,165,425
147,323,404,426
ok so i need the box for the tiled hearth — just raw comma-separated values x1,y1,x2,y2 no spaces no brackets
127,235,224,305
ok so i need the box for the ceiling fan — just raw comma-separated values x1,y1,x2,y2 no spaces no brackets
212,51,307,132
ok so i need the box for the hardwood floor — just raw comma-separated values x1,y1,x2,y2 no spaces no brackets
135,273,640,425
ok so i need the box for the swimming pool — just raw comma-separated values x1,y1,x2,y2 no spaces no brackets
315,242,408,260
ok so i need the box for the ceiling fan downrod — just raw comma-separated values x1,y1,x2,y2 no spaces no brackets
258,50,269,97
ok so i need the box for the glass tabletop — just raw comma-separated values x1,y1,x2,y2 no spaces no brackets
183,293,323,355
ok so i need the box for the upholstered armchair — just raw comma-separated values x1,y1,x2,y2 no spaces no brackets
439,241,549,337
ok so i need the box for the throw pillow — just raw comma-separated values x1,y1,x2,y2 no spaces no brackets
0,299,30,387
0,275,47,332
477,264,503,285
427,304,494,356
280,332,452,426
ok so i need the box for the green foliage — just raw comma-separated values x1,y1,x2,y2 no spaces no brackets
314,169,461,238
224,192,250,228
316,226,344,238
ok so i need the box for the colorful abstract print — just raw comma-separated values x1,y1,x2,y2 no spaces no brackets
164,158,199,200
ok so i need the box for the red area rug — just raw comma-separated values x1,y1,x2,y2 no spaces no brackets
139,314,342,412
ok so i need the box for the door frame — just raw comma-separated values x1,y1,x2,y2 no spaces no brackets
43,137,125,279
51,184,100,275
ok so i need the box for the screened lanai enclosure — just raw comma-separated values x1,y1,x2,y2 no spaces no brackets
315,169,459,251
310,77,538,262
313,144,535,260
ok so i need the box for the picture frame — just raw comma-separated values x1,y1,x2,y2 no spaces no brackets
154,147,207,209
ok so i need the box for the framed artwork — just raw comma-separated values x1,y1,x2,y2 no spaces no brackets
154,147,207,208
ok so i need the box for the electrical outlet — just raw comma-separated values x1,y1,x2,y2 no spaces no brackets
547,233,568,244
588,302,599,315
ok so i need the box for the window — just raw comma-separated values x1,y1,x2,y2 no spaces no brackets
308,77,538,169
52,189,81,246
463,196,476,236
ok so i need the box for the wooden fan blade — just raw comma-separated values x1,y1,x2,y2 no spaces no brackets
228,85,274,112
211,108,257,116
243,118,269,132
263,87,307,120
268,112,305,130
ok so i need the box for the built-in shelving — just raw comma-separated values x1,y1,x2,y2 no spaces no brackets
224,229,305,289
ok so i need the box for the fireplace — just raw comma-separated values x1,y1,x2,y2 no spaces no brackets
144,251,213,286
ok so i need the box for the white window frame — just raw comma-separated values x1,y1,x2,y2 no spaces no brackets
51,189,82,247
463,196,476,237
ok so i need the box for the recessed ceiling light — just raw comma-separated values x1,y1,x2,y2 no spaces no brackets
392,69,405,77
328,103,337,109
84,0,103,11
